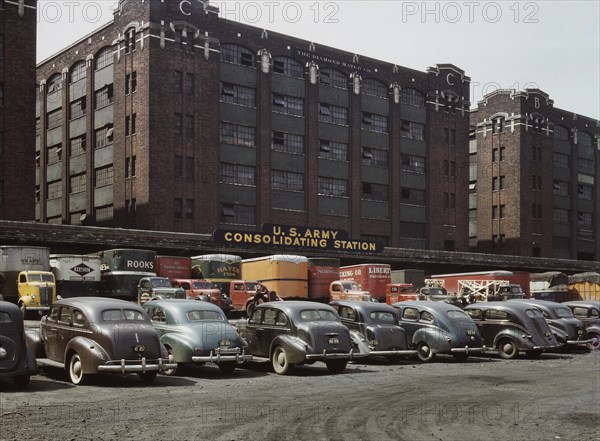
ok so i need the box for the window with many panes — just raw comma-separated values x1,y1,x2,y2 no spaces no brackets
220,82,256,107
70,62,86,83
578,158,594,175
95,47,113,70
221,44,254,67
271,131,304,154
95,125,113,149
319,140,348,161
361,78,387,98
272,170,303,191
553,180,569,196
578,132,592,147
46,109,62,130
361,147,388,167
553,208,569,224
554,125,569,140
401,188,425,205
95,205,113,222
220,163,256,186
47,180,62,199
94,165,114,187
320,68,347,88
94,84,113,109
318,177,348,197
400,154,425,173
46,144,62,164
553,152,570,169
318,103,348,125
578,184,593,200
273,57,303,78
70,97,86,119
272,93,303,116
46,74,62,93
221,203,255,225
401,88,425,107
577,212,593,231
362,182,389,201
400,121,425,140
362,112,388,133
69,173,86,194
219,122,255,147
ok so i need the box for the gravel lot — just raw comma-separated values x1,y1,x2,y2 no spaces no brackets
1,350,598,441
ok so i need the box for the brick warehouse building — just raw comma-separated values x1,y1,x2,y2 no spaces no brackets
36,0,471,251
0,0,37,220
470,89,599,260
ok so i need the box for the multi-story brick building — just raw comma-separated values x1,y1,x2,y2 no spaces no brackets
470,89,599,261
35,0,471,250
0,0,37,220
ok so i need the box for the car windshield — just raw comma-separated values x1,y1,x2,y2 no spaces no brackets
369,311,396,324
342,282,360,291
102,309,147,321
447,310,469,319
186,310,225,321
299,309,338,321
192,281,214,289
555,307,574,318
151,278,172,288
245,283,258,292
429,288,446,296
28,273,54,282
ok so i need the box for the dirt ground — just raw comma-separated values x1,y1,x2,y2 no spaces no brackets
1,351,598,441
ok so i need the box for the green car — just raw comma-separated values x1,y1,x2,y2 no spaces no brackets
143,299,252,374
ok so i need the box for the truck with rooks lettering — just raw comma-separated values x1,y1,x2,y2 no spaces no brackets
98,249,157,301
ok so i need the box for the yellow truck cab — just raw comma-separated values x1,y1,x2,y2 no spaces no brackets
17,270,57,316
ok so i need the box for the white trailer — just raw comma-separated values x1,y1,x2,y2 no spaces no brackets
50,254,102,298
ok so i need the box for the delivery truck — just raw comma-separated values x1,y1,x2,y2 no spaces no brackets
50,254,102,298
339,263,391,303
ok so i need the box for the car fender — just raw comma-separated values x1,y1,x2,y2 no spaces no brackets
548,324,569,344
492,329,532,350
159,334,195,362
25,346,38,374
19,294,36,307
585,324,600,336
65,336,111,374
24,328,45,358
349,330,371,354
270,334,307,365
412,327,449,353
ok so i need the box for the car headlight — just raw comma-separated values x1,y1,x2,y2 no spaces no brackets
31,294,36,300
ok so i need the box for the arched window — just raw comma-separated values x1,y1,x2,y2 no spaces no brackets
70,61,86,83
401,88,425,107
221,44,254,67
554,125,569,141
362,78,387,98
579,131,593,147
319,68,347,89
95,47,114,70
47,73,62,93
272,56,303,78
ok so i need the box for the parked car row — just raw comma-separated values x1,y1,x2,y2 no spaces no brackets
1,298,597,388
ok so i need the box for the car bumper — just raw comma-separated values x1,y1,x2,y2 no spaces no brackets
566,338,593,346
368,349,417,357
450,346,486,354
192,348,252,364
305,349,364,361
97,357,177,374
531,344,563,350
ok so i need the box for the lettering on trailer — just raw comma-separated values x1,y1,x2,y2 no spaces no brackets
125,260,155,270
212,224,383,254
71,263,93,276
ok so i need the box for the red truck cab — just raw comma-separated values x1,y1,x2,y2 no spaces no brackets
171,278,230,311
385,283,419,304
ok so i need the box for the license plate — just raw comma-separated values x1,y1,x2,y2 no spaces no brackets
133,344,145,353
328,337,339,345
219,339,231,347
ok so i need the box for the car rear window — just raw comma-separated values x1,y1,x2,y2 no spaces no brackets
299,309,337,321
187,310,224,321
102,309,146,321
447,310,468,319
526,309,543,318
0,312,12,323
555,307,574,318
370,311,396,323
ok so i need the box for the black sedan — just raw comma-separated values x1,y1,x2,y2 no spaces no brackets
236,301,358,374
562,301,600,350
330,300,416,361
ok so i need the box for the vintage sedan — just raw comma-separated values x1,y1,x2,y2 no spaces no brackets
236,301,358,375
464,302,561,359
0,301,37,387
330,300,416,360
563,301,600,350
508,299,590,350
393,301,485,362
143,299,251,374
25,297,176,384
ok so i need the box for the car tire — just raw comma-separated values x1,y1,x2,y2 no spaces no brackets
416,342,435,362
325,360,347,374
162,348,178,376
0,335,20,370
68,352,89,385
138,371,158,384
497,338,518,359
271,346,291,375
13,374,30,388
453,353,469,362
246,301,256,318
218,362,236,374
587,333,600,351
